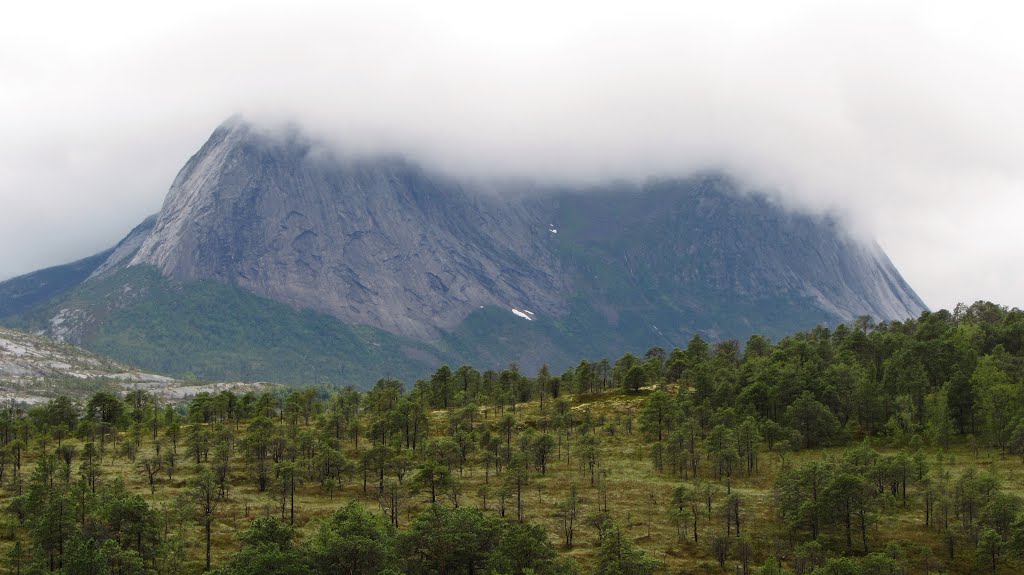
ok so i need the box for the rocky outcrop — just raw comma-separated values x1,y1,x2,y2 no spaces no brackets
0,326,272,404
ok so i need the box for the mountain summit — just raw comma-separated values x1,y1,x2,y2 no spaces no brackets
0,118,927,385
130,119,567,340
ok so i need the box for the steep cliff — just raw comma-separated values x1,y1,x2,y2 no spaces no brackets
130,120,566,340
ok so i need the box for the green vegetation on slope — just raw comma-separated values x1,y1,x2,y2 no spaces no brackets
2,259,837,389
0,250,110,318
9,266,442,386
3,301,1024,574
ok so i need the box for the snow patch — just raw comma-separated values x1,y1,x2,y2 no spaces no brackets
511,308,534,321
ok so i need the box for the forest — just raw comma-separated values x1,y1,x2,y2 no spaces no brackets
2,300,1024,574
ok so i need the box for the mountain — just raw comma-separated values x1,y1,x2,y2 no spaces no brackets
0,118,927,386
0,251,112,319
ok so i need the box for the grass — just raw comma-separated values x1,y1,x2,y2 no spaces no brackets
2,388,1021,574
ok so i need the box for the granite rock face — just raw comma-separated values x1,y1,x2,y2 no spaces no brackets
128,119,925,339
130,120,568,340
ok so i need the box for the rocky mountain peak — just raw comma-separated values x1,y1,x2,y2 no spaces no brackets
130,119,568,339
127,119,925,344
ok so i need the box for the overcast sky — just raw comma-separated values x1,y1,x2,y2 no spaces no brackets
1,1,1022,312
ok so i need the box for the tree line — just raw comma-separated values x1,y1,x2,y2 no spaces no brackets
1,300,1024,574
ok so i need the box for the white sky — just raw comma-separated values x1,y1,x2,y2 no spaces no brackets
1,1,1023,311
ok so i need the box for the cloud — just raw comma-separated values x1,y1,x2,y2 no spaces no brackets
1,0,1023,311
